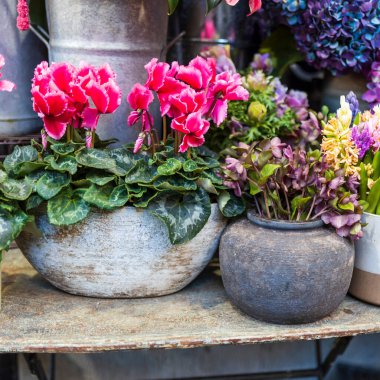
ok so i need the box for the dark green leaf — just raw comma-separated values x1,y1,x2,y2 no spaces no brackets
134,191,159,208
197,178,218,195
48,189,90,225
86,171,115,186
26,194,44,211
76,149,117,171
36,172,70,200
49,156,78,175
109,147,139,175
157,158,182,176
183,160,198,172
148,188,211,244
0,178,34,200
152,176,197,192
13,162,47,176
4,146,38,173
0,208,30,251
167,0,179,15
218,191,245,217
83,184,129,210
206,0,222,14
125,159,158,184
51,143,75,156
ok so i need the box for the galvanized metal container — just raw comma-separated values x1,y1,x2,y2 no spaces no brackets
220,215,354,324
16,205,226,298
0,0,47,136
35,0,168,145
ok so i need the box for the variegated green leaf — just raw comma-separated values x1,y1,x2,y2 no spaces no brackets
51,143,75,156
13,161,47,177
157,158,182,176
125,159,158,184
48,189,90,225
26,194,44,211
3,146,38,173
76,149,117,171
109,148,139,176
49,156,78,175
148,188,211,244
0,178,34,200
0,208,30,251
36,172,70,200
83,184,129,210
152,176,197,192
218,191,245,217
87,171,115,186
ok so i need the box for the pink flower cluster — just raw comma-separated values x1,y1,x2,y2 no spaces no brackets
16,0,30,31
225,0,262,15
32,61,121,141
0,55,15,92
127,56,249,153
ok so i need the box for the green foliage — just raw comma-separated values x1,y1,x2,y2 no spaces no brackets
0,137,244,249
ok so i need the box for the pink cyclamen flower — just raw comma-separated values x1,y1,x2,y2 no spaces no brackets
31,61,121,140
16,0,30,31
0,55,15,92
225,0,262,15
127,83,154,131
206,71,249,125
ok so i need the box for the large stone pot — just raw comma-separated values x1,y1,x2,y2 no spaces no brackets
0,0,47,136
219,214,354,324
33,0,168,144
16,204,226,298
350,212,380,305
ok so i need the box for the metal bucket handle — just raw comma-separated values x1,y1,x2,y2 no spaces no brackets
29,25,51,61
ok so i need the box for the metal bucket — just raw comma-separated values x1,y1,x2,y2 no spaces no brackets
0,0,47,137
33,0,168,145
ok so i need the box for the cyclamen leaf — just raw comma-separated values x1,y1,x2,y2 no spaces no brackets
26,194,44,211
13,162,47,177
197,178,218,195
218,191,245,218
76,149,117,171
109,147,139,175
83,184,129,210
125,159,158,184
4,146,38,173
148,188,211,244
0,170,7,184
0,178,34,200
36,172,70,200
134,191,159,208
0,208,30,251
49,156,78,175
87,171,115,186
48,189,90,226
51,143,75,156
183,160,198,172
157,158,182,176
152,176,197,192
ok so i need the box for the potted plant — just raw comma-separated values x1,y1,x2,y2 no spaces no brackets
323,95,380,305
1,56,247,298
218,94,362,324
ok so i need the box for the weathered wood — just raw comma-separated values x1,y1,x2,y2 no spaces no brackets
1,249,380,353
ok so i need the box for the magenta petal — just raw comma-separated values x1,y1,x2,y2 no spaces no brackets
0,79,15,92
176,66,203,90
82,107,100,130
43,117,67,140
97,64,116,84
128,111,140,126
32,90,50,115
104,81,121,113
45,93,68,117
87,81,109,113
211,99,228,125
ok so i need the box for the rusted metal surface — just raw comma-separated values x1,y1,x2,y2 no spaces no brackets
1,249,380,353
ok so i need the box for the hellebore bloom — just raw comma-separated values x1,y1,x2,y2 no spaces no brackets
0,55,15,92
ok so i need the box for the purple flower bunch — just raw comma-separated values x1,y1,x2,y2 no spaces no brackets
221,137,363,239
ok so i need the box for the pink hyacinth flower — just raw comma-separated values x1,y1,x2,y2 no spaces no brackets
0,55,15,92
16,0,30,31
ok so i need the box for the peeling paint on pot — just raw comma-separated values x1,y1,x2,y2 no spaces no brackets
16,205,226,298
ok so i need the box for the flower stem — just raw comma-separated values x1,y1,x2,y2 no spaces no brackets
306,195,317,221
262,189,271,219
163,116,167,144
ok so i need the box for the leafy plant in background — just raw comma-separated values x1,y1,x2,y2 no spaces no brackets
0,56,248,251
206,53,322,153
220,137,363,239
322,93,380,216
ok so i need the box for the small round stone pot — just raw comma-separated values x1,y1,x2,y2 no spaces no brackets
16,204,226,298
219,213,354,324
350,212,380,305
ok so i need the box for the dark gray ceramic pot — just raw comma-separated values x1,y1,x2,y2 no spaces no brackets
219,214,355,324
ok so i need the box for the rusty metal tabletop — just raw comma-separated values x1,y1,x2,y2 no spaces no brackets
1,249,380,353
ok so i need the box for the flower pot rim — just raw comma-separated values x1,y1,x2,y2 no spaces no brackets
247,210,324,230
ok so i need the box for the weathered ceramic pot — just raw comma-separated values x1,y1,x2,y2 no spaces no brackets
0,0,47,136
219,214,354,324
33,0,168,145
350,212,380,305
16,205,226,298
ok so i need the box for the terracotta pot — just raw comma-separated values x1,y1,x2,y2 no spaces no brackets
219,214,354,324
0,0,47,136
16,204,226,298
33,0,168,145
350,212,380,305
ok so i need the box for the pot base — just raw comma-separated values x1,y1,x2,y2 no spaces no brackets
349,268,380,306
